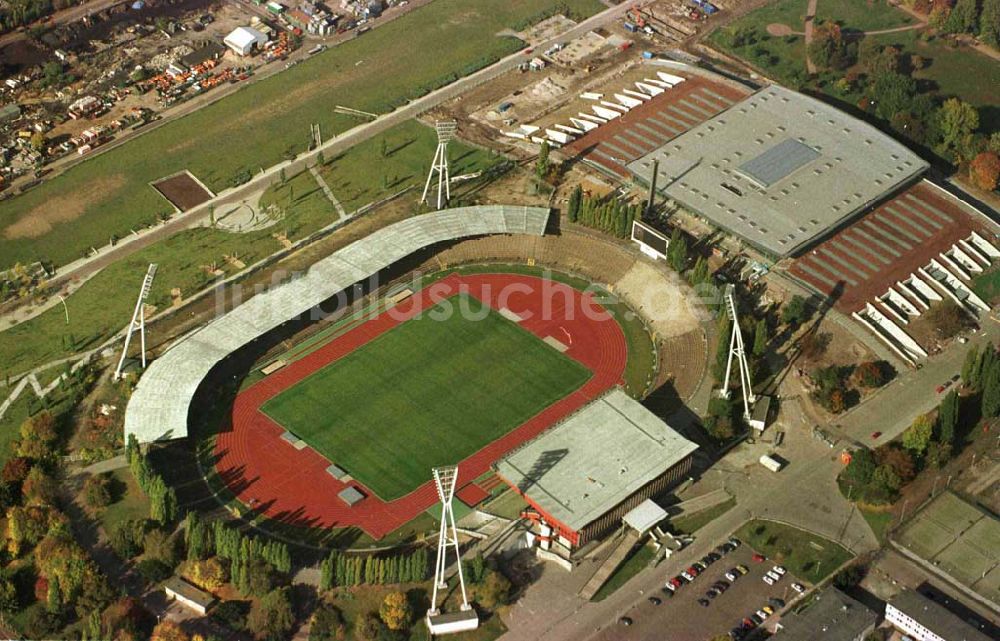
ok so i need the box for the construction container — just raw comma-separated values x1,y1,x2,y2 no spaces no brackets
623,21,638,33
642,51,654,59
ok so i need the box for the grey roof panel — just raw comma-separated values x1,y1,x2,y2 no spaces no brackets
738,138,820,188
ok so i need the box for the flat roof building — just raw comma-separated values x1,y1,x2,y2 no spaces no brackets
495,388,697,549
772,588,876,641
886,589,994,641
626,85,928,258
163,576,214,615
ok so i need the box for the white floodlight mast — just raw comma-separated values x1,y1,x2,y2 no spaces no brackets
428,465,471,616
421,121,457,210
721,285,755,421
114,263,158,381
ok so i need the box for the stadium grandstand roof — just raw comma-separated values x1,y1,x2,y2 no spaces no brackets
124,206,551,443
626,85,928,257
495,388,697,534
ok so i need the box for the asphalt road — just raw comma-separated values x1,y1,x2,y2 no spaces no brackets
40,0,642,292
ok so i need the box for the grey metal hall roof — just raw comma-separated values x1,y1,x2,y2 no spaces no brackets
772,588,876,641
124,205,550,443
495,388,698,533
626,85,928,258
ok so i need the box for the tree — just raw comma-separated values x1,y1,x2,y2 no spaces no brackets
781,295,809,326
248,588,295,641
536,141,550,180
476,570,512,609
143,528,176,566
22,466,58,506
937,390,959,446
983,357,1000,417
962,344,981,387
379,591,412,631
872,465,902,492
869,71,917,121
980,0,1000,46
151,620,190,641
17,411,57,459
751,319,768,358
110,519,146,559
0,578,17,614
668,228,688,272
876,445,916,483
567,184,582,223
833,563,866,590
1,456,31,484
183,558,226,592
853,361,892,388
244,559,274,597
310,604,345,641
29,131,46,154
842,448,877,486
808,21,853,70
83,473,112,509
970,151,1000,191
937,98,980,161
101,596,153,641
355,612,384,641
860,41,901,75
944,0,978,32
902,414,934,455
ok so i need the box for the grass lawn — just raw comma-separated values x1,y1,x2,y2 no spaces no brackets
591,543,656,602
971,265,1000,303
98,467,150,531
261,293,591,500
670,497,737,535
816,0,914,33
0,0,604,271
735,519,854,584
858,505,894,544
481,489,530,521
446,264,656,395
0,121,496,377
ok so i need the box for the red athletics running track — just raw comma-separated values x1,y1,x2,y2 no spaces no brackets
213,273,627,539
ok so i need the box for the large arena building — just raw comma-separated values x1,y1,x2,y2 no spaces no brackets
495,388,697,550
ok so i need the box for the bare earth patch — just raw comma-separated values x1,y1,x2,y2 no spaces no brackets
152,171,214,211
3,175,127,239
613,261,706,338
767,23,796,36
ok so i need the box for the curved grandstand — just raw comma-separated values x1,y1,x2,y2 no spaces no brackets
124,205,550,443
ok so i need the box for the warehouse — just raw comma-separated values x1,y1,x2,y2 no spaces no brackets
495,388,697,550
626,84,928,258
224,27,268,56
772,588,876,641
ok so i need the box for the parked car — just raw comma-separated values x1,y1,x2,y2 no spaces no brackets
763,575,775,586
663,582,676,592
769,597,785,608
693,561,707,572
772,565,786,576
681,571,694,582
729,537,742,547
792,582,806,593
648,596,662,605
619,616,633,626
688,566,701,576
750,613,764,624
736,565,749,575
660,586,674,597
762,605,774,615
671,576,683,587
755,609,770,620
706,589,719,598
698,598,711,607
752,553,766,563
725,571,738,581
766,570,781,581
871,431,882,439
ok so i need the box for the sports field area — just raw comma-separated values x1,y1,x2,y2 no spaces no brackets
0,0,603,270
895,491,999,604
0,120,496,377
261,294,591,501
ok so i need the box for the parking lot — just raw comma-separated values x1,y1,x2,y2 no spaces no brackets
594,539,806,641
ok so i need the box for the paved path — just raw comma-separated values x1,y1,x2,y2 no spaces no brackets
309,166,348,219
804,0,819,74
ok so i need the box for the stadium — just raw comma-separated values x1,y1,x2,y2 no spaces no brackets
124,205,706,546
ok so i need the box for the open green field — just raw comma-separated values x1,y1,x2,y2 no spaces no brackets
735,520,853,584
261,294,591,501
709,0,999,133
0,0,602,271
0,120,496,378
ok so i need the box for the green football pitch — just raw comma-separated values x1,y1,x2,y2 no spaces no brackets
260,295,591,501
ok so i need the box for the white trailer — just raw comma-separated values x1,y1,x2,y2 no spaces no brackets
759,454,783,472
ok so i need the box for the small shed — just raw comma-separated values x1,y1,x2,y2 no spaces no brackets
163,576,214,615
623,499,667,536
224,27,268,56
750,395,771,433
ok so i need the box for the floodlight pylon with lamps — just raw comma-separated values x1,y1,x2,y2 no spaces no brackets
114,263,158,381
422,121,458,210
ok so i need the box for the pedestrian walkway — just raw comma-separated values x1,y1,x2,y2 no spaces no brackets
309,165,348,219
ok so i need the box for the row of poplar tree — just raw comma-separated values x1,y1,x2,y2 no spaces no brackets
319,548,429,590
565,185,641,240
125,434,178,524
184,511,292,572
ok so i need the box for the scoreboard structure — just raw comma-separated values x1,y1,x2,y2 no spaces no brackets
631,220,669,260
